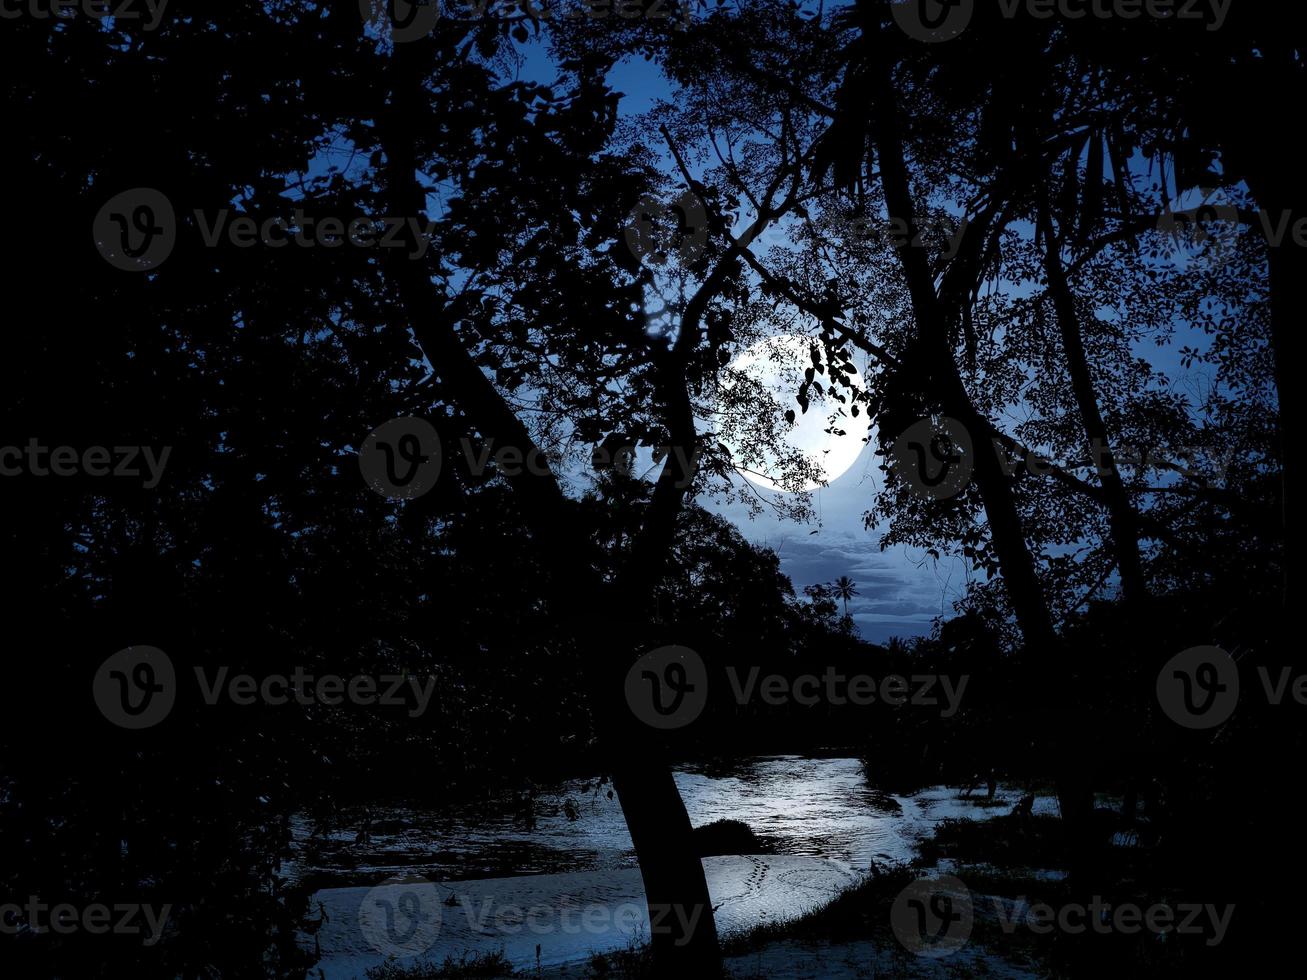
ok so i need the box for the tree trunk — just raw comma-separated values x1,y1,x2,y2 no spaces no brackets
1261,229,1301,607
867,56,1056,653
608,762,719,968
865,35,1098,892
378,42,721,974
1186,55,1301,607
1036,194,1148,603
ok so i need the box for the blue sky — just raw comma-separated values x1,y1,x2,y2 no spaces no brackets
572,41,1235,646
576,48,971,644
504,25,1239,646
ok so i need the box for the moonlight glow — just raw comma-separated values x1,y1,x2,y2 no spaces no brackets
720,334,868,493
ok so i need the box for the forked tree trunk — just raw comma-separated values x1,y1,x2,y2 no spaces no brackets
866,58,1055,653
863,35,1097,877
378,39,720,973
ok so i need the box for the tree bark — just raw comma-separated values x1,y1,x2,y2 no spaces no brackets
378,42,721,973
866,55,1056,653
1036,193,1148,603
863,34,1097,884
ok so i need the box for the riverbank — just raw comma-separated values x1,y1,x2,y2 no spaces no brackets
296,758,1068,978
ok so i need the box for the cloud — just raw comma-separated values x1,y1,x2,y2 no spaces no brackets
706,444,970,645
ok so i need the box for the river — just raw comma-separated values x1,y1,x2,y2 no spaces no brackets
293,755,1057,978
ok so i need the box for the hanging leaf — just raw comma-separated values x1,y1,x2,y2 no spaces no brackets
1076,130,1105,248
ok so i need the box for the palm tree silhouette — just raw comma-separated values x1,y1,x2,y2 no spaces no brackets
832,576,858,618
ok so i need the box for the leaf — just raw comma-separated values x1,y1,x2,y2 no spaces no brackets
1107,124,1135,222
1076,131,1105,247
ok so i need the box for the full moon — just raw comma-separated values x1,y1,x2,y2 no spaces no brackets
718,334,869,493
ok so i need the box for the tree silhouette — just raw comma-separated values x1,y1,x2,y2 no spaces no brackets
832,576,859,618
1,2,1294,976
